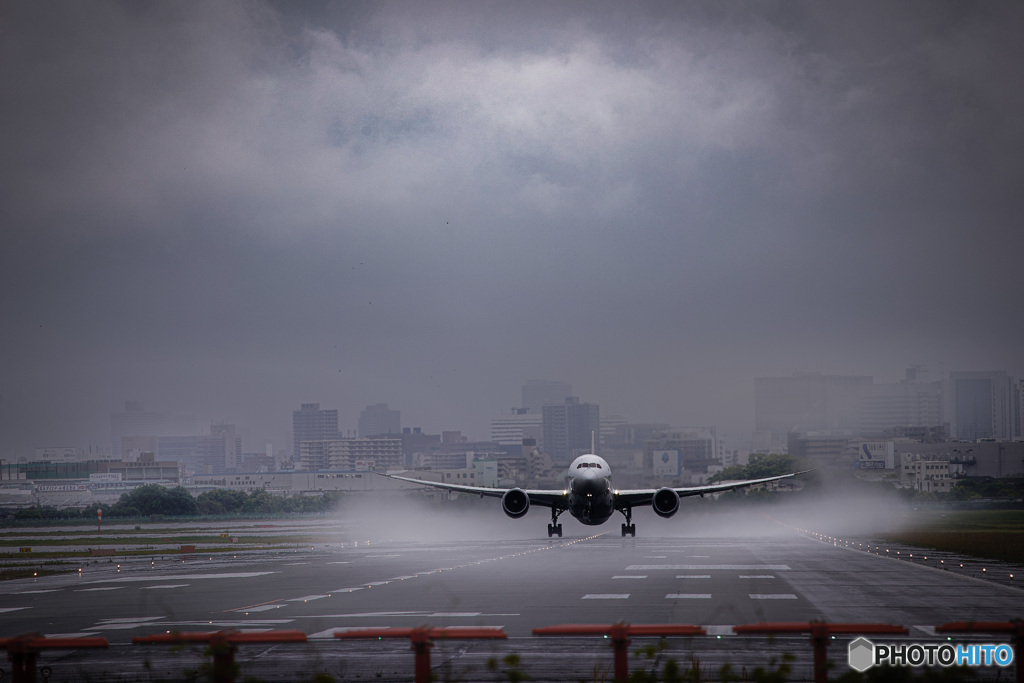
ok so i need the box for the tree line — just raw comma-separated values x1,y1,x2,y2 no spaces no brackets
8,484,343,520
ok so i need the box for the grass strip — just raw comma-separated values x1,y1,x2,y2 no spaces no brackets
0,545,295,562
881,530,1024,565
0,535,321,547
0,567,79,581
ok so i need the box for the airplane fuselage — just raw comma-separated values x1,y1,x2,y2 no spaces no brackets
566,454,615,525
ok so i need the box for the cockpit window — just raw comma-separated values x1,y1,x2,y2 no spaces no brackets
576,462,603,469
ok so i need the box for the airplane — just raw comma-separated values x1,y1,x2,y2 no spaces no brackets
374,452,808,537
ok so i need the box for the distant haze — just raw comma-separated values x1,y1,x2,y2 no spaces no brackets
1,1,1021,456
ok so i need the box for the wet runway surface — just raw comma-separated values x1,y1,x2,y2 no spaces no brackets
3,509,1023,681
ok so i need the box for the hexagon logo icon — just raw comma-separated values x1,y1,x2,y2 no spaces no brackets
848,637,875,672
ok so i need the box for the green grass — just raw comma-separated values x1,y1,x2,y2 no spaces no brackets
0,544,294,562
0,566,79,581
882,509,1024,564
0,534,319,547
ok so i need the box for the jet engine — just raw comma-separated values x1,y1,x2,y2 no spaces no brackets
501,488,530,518
652,488,680,518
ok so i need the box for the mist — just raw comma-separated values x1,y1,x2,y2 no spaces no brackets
2,1,1022,457
333,482,914,545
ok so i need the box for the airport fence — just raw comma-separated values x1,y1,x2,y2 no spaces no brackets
3,620,1022,683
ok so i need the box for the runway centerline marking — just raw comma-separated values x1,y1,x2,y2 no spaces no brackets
89,572,277,584
612,575,647,579
675,575,711,579
739,575,776,579
237,604,287,613
627,565,791,571
142,584,189,590
288,595,329,602
749,594,798,600
225,598,290,613
75,587,124,592
0,607,30,613
666,594,712,599
582,594,630,599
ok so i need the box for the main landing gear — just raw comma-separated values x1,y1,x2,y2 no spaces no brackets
620,507,636,537
548,508,564,537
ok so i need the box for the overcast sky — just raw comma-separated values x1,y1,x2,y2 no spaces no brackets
2,1,1022,457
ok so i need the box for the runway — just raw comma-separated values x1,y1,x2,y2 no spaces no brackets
2,505,1023,681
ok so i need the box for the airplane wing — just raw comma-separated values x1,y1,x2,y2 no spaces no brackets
373,470,568,508
612,470,811,507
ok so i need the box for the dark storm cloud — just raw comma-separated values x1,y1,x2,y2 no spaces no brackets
1,1,1021,455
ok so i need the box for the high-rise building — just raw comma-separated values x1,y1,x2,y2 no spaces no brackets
542,397,599,463
210,423,242,472
860,379,944,436
522,380,572,414
642,429,717,483
949,371,1016,440
490,408,544,447
292,403,339,461
110,401,196,460
299,438,403,471
1013,378,1024,442
755,373,872,446
358,403,401,437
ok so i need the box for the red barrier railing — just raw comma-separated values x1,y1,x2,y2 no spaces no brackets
132,630,306,683
0,635,108,683
733,622,909,683
335,626,507,683
533,622,705,681
6,620,1022,682
936,620,1024,683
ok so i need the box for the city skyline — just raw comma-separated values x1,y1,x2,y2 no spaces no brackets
2,2,1022,459
4,365,1022,462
